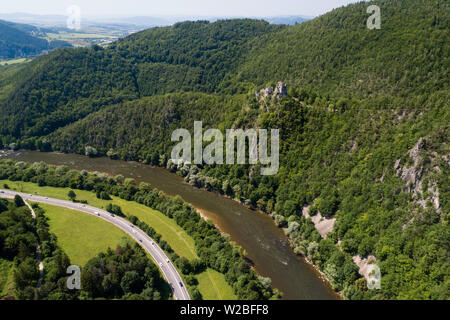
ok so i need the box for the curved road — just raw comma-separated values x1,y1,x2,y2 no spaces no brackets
0,189,190,300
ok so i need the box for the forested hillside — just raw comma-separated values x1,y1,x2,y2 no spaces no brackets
0,19,70,60
0,0,448,300
48,93,249,159
230,0,449,100
1,0,447,144
0,19,279,142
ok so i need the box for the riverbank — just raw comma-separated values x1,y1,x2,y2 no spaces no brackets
190,183,343,299
2,150,340,300
206,192,346,300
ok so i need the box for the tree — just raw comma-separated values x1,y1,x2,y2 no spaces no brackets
14,195,25,207
106,204,124,216
68,190,77,202
114,174,125,184
176,257,191,274
85,146,98,157
120,271,144,294
96,190,111,200
124,178,136,186
0,198,8,213
106,149,118,159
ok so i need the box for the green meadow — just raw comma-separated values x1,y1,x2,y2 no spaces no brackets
1,179,236,299
38,203,130,266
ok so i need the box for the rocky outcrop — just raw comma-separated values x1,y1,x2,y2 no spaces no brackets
255,82,288,100
395,137,441,212
302,205,336,239
256,86,274,98
397,138,424,193
352,255,378,282
274,82,287,98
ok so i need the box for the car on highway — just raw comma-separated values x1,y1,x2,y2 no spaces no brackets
0,191,4,193
94,211,100,216
158,262,163,267
166,259,170,263
179,282,183,287
139,239,143,243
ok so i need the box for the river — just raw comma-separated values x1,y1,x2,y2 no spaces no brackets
2,150,339,300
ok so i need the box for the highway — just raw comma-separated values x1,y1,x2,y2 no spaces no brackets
0,189,190,300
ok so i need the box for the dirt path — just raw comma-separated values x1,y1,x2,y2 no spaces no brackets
24,201,44,289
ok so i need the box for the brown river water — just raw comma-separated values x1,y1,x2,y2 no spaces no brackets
2,150,339,300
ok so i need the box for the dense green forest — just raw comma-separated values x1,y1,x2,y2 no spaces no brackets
0,197,75,299
0,19,70,60
0,0,448,300
80,242,171,300
48,93,249,160
230,0,449,99
0,0,447,144
0,19,279,141
0,195,171,300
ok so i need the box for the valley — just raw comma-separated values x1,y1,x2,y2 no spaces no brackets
0,0,448,302
1,150,339,300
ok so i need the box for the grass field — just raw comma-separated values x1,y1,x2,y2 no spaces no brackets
0,180,197,260
0,258,14,298
0,58,31,66
1,179,236,299
47,32,115,40
46,32,117,47
111,198,198,260
196,268,237,300
38,203,130,266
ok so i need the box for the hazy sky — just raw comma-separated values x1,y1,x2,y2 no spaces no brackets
1,0,362,17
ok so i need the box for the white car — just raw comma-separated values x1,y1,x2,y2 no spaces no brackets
166,259,170,263
94,211,100,216
158,262,163,267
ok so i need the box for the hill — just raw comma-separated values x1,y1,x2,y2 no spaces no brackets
0,19,71,60
0,0,448,300
0,19,280,141
0,1,448,143
228,0,449,100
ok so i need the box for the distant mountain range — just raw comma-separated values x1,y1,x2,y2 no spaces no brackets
0,12,311,28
